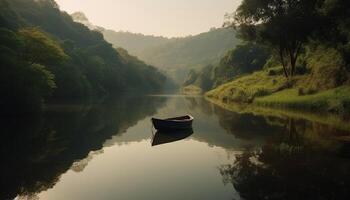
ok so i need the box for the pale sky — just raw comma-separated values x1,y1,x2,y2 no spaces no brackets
55,0,241,37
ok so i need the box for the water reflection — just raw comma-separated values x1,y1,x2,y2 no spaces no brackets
0,95,166,200
218,118,350,200
151,129,194,146
1,95,350,200
186,97,350,199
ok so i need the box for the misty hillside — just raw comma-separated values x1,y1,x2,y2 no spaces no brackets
71,12,171,55
71,12,240,82
103,30,172,56
139,28,239,70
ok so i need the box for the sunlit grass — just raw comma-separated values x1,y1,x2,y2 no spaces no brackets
206,69,288,103
255,86,350,114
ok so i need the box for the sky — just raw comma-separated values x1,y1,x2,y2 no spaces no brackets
55,0,241,38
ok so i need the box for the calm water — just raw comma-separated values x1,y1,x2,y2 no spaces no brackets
2,95,350,200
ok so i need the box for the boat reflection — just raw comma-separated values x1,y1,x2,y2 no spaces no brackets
151,128,194,146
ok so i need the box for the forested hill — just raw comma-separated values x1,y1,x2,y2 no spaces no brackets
0,0,166,114
139,28,239,70
70,12,240,83
104,28,239,83
71,12,171,56
102,28,239,71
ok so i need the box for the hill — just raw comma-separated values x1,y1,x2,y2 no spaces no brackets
0,0,166,114
70,12,240,83
105,28,240,83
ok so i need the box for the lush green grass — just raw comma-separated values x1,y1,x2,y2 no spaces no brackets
206,66,350,115
206,70,288,103
255,86,350,114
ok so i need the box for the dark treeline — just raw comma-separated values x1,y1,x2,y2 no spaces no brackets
0,0,167,114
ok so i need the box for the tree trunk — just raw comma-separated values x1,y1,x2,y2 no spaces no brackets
279,47,289,78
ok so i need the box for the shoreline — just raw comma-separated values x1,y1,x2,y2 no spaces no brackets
205,96,350,133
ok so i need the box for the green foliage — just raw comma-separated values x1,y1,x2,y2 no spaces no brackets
214,43,270,86
0,0,167,114
228,0,323,78
299,45,349,91
206,71,288,103
19,27,68,65
0,26,57,114
184,43,270,91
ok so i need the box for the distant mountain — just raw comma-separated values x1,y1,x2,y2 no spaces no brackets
141,28,239,77
70,12,104,31
139,28,240,82
71,12,240,83
71,12,170,56
103,30,172,56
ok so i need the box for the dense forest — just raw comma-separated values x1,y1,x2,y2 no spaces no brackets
71,13,240,83
183,43,270,91
0,0,167,114
186,0,350,114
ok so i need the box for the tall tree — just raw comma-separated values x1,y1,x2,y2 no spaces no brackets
226,0,323,78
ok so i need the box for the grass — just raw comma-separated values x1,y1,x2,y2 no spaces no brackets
206,67,350,115
206,69,289,103
255,86,350,114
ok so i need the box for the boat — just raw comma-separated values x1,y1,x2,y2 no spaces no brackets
151,115,194,131
151,129,194,146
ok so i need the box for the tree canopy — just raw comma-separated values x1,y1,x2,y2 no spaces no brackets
0,0,167,114
227,0,323,78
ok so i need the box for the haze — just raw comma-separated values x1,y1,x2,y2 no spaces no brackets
55,0,241,37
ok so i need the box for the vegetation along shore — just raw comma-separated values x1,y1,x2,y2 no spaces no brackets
182,0,350,116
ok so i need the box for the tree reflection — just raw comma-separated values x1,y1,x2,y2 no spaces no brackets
219,118,350,200
0,95,165,199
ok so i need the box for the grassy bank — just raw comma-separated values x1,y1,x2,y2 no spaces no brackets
206,69,350,115
206,97,350,132
255,87,350,114
206,69,289,103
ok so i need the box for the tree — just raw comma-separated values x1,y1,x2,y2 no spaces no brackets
226,0,322,78
18,27,68,66
220,43,270,75
317,0,350,66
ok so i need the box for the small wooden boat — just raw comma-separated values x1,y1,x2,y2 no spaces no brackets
151,115,193,130
152,129,193,146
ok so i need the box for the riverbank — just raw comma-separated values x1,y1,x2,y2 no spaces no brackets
206,69,350,115
205,97,350,133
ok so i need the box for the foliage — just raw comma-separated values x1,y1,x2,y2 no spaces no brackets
300,45,349,91
0,0,167,114
18,27,68,65
206,70,288,103
184,43,270,91
0,27,58,114
227,0,323,78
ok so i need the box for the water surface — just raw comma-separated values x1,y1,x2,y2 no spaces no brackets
2,95,350,200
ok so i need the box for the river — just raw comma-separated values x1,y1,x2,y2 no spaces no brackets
2,95,350,200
